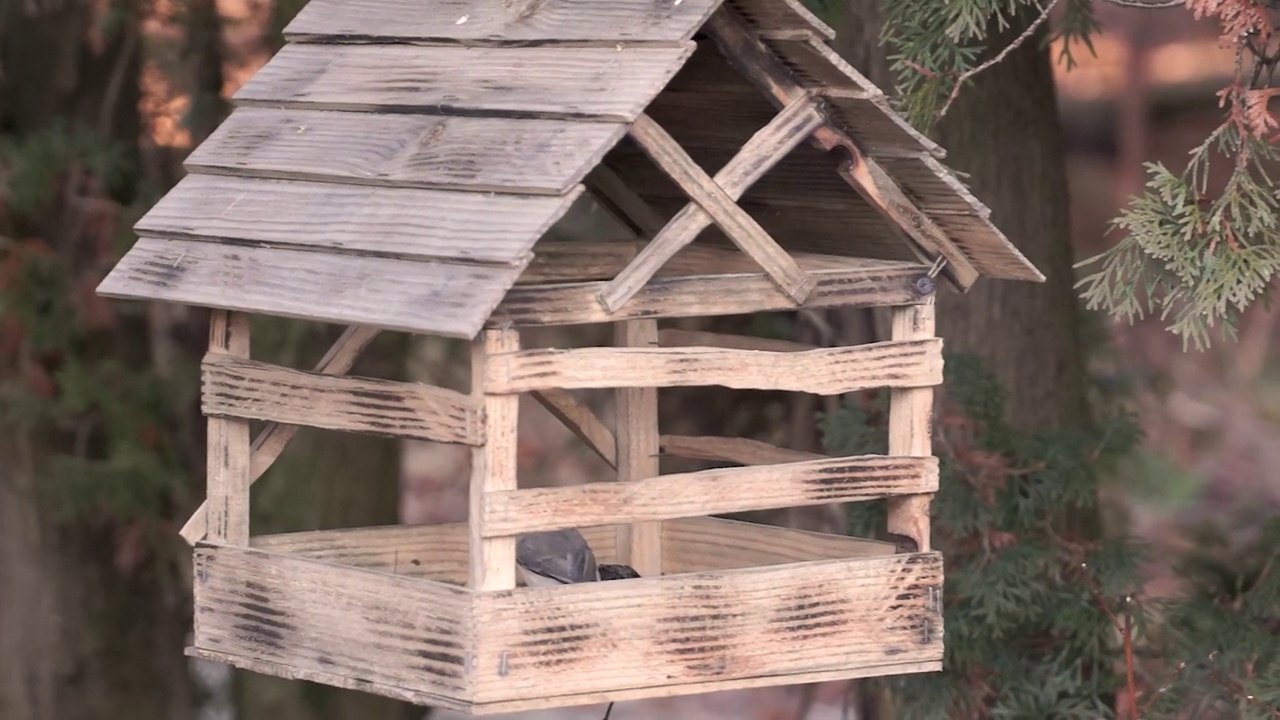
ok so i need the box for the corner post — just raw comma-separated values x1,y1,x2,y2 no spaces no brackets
206,310,251,545
614,319,663,577
888,303,936,552
470,328,519,591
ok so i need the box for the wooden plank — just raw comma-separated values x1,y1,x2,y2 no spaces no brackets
727,0,835,40
520,242,863,285
98,237,525,338
481,454,938,536
285,0,725,45
658,434,821,465
929,212,1046,283
187,107,626,195
484,339,943,395
530,389,616,468
888,305,937,553
201,353,485,445
136,174,582,265
235,43,697,122
623,113,816,307
661,516,894,574
470,552,943,702
702,9,983,290
192,543,471,698
470,329,520,591
493,261,931,326
205,311,251,545
181,325,381,545
614,320,662,577
600,97,824,311
657,328,815,353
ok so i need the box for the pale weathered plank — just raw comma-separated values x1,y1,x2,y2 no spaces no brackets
136,174,582,265
285,0,724,45
481,454,939,536
530,389,617,468
493,261,931,326
600,96,824,311
484,340,943,395
625,113,815,306
661,516,894,574
192,543,471,697
201,353,485,445
471,329,520,591
614,320,662,577
235,43,697,122
187,107,626,195
888,304,937,553
206,310,251,545
182,325,382,545
470,552,944,702
657,328,816,353
98,237,525,338
658,434,822,465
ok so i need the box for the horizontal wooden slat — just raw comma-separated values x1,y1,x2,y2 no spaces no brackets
136,174,582,265
471,552,943,702
662,516,895,574
481,454,938,536
494,261,931,326
187,107,625,195
203,353,484,445
659,434,821,465
98,237,523,338
656,328,815,353
484,339,943,394
235,43,696,121
193,543,471,698
285,0,724,45
519,241,861,285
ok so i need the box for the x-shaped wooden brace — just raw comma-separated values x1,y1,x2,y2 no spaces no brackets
597,95,826,313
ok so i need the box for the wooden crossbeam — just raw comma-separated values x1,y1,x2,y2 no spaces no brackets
180,325,380,545
600,97,824,312
622,113,818,309
703,8,980,290
658,434,822,466
530,389,617,468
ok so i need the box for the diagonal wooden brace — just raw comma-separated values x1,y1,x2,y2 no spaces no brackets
703,7,980,290
179,324,382,545
599,95,825,312
616,112,818,311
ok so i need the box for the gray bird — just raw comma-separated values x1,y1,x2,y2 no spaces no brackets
515,528,639,587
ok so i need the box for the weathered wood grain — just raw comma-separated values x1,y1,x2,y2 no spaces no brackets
585,166,668,238
481,454,938,536
493,261,931,326
187,107,626,195
182,325,382,545
206,310,251,545
202,353,484,445
136,174,581,265
658,434,822,465
98,237,525,338
520,241,861,285
530,389,616,468
626,113,815,306
727,0,835,39
285,0,725,45
661,516,895,574
470,552,944,701
484,339,943,395
471,329,520,591
888,304,937,553
928,212,1046,283
235,43,697,122
192,543,471,697
657,328,815,353
600,97,823,311
614,320,662,577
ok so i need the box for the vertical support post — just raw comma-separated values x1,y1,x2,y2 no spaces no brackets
614,319,663,577
888,303,936,552
206,310,251,545
470,328,519,591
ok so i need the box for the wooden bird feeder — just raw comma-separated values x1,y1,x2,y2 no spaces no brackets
97,0,1043,713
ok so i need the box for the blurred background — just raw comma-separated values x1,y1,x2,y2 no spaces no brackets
1,0,1276,718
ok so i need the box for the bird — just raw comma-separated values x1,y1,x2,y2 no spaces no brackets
515,528,640,587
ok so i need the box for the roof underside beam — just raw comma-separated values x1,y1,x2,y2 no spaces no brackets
702,7,982,291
